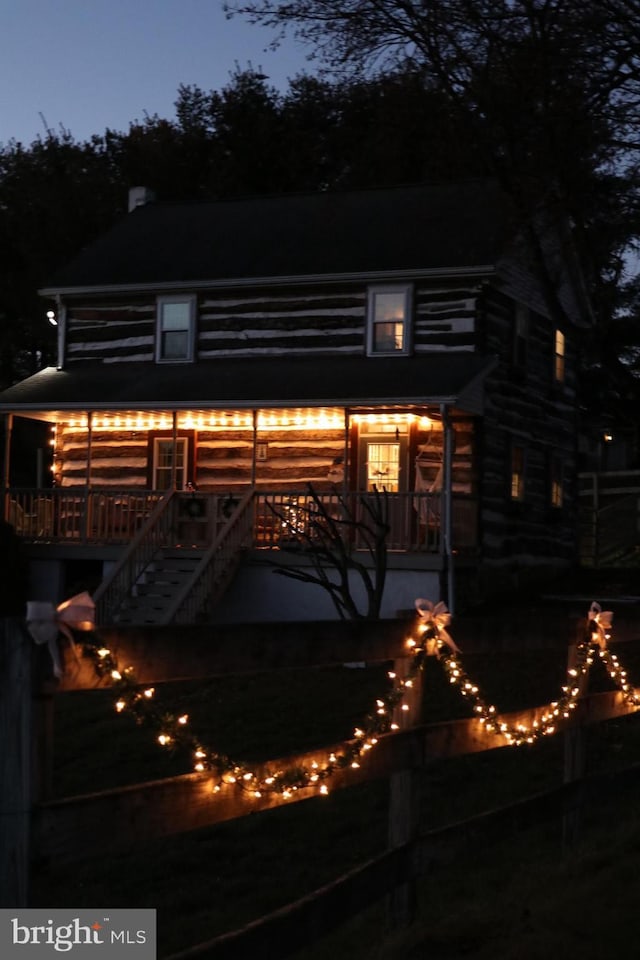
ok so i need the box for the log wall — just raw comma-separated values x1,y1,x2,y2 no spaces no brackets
64,281,478,364
56,424,348,492
478,284,578,568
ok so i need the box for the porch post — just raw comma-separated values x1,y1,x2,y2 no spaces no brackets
441,403,455,614
0,617,32,906
2,412,13,522
342,408,350,503
86,410,93,487
251,409,257,485
171,411,178,489
55,295,67,371
83,411,93,541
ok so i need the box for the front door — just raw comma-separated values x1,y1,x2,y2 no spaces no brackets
365,441,401,491
356,424,411,548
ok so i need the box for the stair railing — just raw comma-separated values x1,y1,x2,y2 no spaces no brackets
94,490,177,624
590,494,640,567
167,488,255,624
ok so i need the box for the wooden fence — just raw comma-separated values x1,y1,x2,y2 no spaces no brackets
3,613,640,957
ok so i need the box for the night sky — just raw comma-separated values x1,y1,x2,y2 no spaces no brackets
1,0,310,146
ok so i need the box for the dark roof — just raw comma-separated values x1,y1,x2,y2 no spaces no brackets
44,181,512,291
0,354,496,414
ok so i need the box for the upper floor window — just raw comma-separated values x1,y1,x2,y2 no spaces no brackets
156,296,195,362
366,285,411,356
510,443,526,501
554,329,565,384
550,455,564,508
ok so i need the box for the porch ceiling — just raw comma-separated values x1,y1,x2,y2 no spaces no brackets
0,353,496,418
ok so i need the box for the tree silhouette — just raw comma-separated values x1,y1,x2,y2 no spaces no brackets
267,484,390,620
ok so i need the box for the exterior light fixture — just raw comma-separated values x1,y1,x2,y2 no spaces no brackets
47,310,57,326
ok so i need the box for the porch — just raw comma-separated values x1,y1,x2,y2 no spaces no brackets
6,486,478,553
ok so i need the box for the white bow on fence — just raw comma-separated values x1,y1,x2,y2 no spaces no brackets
588,601,613,649
415,598,461,654
26,591,95,677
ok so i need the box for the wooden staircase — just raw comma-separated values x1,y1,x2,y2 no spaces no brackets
94,489,255,625
112,548,205,625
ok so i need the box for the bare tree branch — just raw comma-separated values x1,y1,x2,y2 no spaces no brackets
264,484,389,619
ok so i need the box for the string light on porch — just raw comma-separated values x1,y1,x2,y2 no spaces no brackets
58,407,434,435
352,413,433,431
49,424,60,481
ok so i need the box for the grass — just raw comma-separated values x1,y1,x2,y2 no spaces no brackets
29,634,640,958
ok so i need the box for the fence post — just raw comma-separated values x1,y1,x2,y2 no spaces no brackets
562,617,589,853
387,650,424,928
0,618,32,906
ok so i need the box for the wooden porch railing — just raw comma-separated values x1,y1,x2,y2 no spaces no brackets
253,490,445,552
6,488,478,553
6,487,163,543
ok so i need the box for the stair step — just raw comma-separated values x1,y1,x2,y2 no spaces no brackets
150,559,202,572
140,571,198,587
105,530,243,623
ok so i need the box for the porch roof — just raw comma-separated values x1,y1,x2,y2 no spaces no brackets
0,354,496,417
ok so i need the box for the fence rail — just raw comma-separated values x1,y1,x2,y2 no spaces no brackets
164,758,640,960
32,687,635,866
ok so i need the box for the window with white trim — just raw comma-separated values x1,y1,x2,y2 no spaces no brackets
153,437,188,490
366,285,411,356
156,296,195,362
550,455,564,508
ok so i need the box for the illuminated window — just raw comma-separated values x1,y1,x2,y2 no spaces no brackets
550,456,564,508
554,329,565,383
510,444,525,501
156,296,195,362
367,285,411,356
366,442,400,491
153,438,188,489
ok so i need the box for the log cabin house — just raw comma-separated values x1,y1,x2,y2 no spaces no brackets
0,181,589,622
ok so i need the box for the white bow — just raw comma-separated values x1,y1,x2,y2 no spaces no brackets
587,601,613,649
415,598,461,653
26,591,95,677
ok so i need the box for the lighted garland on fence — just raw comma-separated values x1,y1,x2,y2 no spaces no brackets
82,634,425,800
79,599,640,800
435,602,640,746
